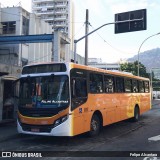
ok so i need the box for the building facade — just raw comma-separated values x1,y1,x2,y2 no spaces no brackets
29,13,52,63
0,6,70,122
89,63,120,71
0,7,30,66
32,0,74,52
88,58,102,64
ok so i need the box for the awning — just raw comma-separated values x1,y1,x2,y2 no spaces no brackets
1,75,18,81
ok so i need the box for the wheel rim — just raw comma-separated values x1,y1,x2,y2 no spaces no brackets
135,108,139,120
135,112,139,120
91,119,98,131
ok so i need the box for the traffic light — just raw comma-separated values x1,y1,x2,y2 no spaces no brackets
115,9,147,34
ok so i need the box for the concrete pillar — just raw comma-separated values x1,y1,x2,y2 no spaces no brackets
53,31,61,62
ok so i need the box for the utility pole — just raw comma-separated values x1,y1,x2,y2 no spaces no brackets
85,9,89,65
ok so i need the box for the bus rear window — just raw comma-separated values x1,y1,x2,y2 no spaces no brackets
22,64,66,74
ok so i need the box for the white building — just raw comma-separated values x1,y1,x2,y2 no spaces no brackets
32,0,74,51
0,6,72,65
0,6,70,121
29,13,52,63
89,63,120,71
88,58,120,70
88,58,102,64
0,7,30,66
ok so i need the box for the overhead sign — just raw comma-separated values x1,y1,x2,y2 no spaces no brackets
115,9,147,34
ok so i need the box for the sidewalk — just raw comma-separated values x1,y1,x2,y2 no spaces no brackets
152,99,160,106
0,119,15,126
0,120,17,142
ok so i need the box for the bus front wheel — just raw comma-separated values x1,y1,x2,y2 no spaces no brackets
89,114,100,137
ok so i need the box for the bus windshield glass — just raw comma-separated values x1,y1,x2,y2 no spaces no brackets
19,75,69,108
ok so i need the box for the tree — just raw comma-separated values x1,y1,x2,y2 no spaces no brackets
120,61,149,78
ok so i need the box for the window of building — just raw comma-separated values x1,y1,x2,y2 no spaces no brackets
22,16,29,35
2,21,16,34
104,75,115,93
90,73,103,93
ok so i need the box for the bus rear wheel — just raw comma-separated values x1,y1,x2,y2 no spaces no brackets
89,114,100,137
132,107,140,122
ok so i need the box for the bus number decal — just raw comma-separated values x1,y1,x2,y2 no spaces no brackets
79,108,82,113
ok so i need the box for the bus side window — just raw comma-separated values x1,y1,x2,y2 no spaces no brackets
124,79,132,93
104,75,114,93
144,81,149,93
72,78,87,98
138,81,145,93
132,80,138,93
90,73,103,93
116,77,124,93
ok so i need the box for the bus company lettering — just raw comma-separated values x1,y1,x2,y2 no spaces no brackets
11,152,42,158
130,153,141,157
41,100,68,104
130,153,158,157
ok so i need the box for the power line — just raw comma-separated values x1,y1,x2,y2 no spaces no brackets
90,25,134,55
72,23,85,39
28,46,60,64
28,53,51,63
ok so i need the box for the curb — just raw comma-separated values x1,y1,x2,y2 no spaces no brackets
0,119,15,127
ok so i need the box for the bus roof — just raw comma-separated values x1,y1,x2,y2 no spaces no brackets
69,63,149,81
23,62,149,81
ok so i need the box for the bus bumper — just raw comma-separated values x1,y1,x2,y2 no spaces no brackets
17,117,71,136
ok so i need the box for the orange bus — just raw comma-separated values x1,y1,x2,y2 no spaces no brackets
17,62,151,136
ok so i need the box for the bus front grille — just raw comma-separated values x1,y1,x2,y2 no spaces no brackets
18,107,67,118
21,123,54,133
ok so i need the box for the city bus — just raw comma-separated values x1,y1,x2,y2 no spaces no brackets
17,62,151,136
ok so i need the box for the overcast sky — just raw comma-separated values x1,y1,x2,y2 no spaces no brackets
0,0,160,63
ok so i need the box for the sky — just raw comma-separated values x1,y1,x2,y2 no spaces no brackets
0,0,160,63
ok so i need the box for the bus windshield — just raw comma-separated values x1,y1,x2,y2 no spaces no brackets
19,75,69,108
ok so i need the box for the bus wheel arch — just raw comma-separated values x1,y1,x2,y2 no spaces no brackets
132,105,140,122
88,110,103,137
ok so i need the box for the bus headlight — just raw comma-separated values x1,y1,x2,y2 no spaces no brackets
54,115,68,127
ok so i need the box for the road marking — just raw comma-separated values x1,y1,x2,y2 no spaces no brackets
143,157,160,160
148,135,160,141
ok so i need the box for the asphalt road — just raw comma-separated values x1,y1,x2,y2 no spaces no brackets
0,100,160,160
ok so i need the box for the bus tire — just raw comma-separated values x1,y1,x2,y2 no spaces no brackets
132,107,140,122
88,114,100,137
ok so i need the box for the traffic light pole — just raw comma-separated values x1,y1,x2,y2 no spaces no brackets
74,18,143,63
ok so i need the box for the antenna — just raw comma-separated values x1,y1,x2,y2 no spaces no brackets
15,2,22,7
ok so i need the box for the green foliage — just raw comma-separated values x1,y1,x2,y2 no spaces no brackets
120,61,149,78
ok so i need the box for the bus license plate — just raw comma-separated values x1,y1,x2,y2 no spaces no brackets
31,128,40,132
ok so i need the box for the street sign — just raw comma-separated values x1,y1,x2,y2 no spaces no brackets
115,9,147,34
